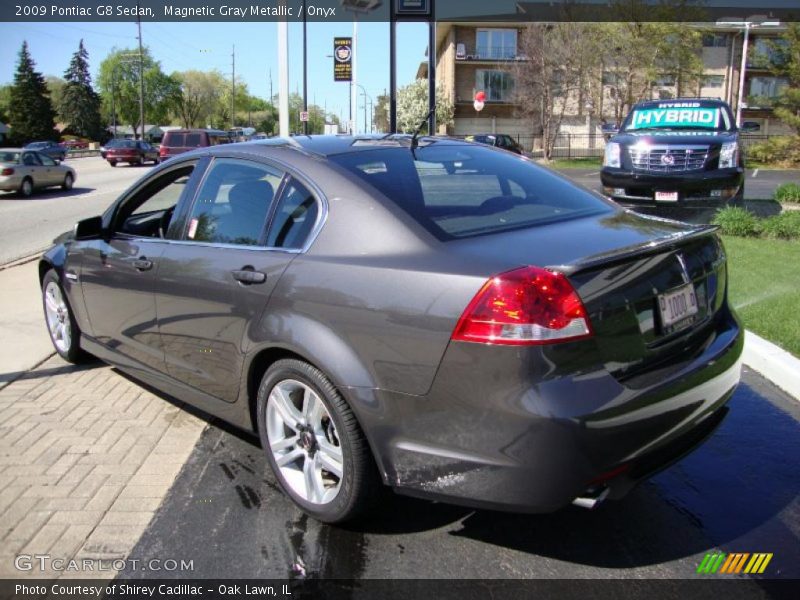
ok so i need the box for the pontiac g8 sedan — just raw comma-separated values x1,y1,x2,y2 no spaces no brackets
40,136,742,522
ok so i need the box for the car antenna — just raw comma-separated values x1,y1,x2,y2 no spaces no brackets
410,107,435,155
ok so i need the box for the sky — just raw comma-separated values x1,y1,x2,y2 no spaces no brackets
0,20,430,129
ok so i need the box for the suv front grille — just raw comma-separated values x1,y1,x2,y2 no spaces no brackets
629,145,709,173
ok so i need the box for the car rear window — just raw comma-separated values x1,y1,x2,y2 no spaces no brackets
329,144,611,240
164,133,185,147
185,133,203,146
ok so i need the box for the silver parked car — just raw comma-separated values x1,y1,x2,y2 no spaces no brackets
0,148,76,197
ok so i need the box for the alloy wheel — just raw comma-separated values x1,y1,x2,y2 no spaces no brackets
44,281,71,353
266,379,344,505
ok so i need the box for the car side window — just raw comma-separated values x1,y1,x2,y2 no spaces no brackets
39,153,56,167
266,180,320,250
185,158,283,247
22,152,41,166
114,164,197,237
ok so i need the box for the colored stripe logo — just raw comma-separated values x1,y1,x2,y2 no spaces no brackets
697,552,773,574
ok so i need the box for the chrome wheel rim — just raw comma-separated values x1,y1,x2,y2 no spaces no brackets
266,379,343,505
44,281,71,353
21,180,32,196
64,174,73,189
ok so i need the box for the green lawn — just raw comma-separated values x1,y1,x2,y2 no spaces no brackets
540,157,603,169
722,235,800,357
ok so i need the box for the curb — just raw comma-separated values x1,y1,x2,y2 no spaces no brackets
743,330,800,401
0,251,44,272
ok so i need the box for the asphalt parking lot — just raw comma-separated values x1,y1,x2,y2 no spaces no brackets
120,367,800,582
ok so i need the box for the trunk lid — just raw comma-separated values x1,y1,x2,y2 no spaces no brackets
450,209,727,379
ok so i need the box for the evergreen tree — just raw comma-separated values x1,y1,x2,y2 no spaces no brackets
8,41,57,144
60,40,104,140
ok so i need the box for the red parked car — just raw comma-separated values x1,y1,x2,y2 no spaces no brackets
106,140,160,167
61,139,89,150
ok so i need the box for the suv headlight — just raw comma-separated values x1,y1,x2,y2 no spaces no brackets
604,142,621,168
719,142,738,169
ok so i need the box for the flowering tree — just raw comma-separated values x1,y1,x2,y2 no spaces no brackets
396,79,454,134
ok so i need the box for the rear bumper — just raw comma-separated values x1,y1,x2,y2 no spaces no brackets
600,167,744,207
0,175,22,191
362,308,743,513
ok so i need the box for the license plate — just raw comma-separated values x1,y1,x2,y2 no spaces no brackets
655,191,679,202
658,284,698,329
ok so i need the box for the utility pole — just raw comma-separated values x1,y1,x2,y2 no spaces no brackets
389,2,397,133
269,69,273,104
231,45,236,129
136,1,145,140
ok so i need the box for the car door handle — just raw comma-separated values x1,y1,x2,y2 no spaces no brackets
232,269,267,284
133,258,153,271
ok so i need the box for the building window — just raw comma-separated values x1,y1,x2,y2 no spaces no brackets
749,76,789,98
702,33,728,47
702,75,725,88
476,29,517,60
652,74,676,87
602,71,623,86
475,70,515,102
749,38,789,69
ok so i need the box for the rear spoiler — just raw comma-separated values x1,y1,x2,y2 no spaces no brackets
550,224,719,276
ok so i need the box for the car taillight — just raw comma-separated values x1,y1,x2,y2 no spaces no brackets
1,168,13,176
451,266,593,346
159,146,167,157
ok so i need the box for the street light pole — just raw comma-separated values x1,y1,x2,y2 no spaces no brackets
136,1,145,140
736,23,751,127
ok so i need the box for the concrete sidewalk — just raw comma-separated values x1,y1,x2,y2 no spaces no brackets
0,260,54,390
0,355,206,579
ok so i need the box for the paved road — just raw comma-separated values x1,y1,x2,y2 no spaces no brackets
121,367,799,582
0,157,154,265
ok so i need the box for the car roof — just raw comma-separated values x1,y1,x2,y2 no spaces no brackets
203,134,472,159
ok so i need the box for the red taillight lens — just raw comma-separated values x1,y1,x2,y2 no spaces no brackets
159,146,167,157
1,168,13,176
452,266,593,346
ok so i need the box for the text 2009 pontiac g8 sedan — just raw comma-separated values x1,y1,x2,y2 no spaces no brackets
39,136,742,523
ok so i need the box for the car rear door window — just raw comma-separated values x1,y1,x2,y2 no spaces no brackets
266,180,320,250
166,133,185,147
39,153,56,166
186,133,202,147
185,158,283,246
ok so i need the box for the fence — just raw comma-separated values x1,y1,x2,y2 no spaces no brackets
505,132,781,160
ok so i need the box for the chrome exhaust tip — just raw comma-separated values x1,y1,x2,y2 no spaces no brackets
572,486,609,509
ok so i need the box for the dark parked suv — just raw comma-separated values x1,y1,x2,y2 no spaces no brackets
601,99,759,207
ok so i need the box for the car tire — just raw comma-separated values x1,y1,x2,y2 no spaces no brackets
19,177,33,198
109,161,117,167
257,359,380,523
730,185,745,207
62,173,74,191
153,156,160,165
42,269,88,364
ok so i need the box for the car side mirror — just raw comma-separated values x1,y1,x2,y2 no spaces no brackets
74,216,104,240
740,121,760,133
601,123,619,135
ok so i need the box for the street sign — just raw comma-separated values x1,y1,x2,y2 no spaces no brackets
333,37,352,82
300,111,309,122
396,0,430,15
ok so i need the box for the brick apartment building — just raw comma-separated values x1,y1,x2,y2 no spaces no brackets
418,23,792,141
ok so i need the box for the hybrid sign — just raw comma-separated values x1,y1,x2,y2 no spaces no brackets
630,107,721,130
333,37,352,82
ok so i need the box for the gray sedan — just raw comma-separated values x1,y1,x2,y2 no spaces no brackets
38,136,742,523
0,148,76,197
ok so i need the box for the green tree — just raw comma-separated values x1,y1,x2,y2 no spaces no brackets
373,93,389,133
0,84,12,123
770,23,800,134
45,76,66,122
97,48,180,138
60,40,104,140
8,41,57,144
396,79,454,134
172,70,225,128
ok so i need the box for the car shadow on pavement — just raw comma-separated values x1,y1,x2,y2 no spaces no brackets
0,357,104,385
